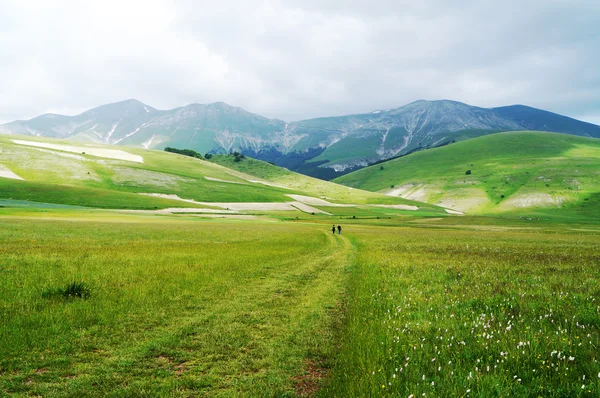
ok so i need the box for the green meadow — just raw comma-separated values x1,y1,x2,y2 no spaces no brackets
207,154,431,207
1,215,349,396
0,135,424,208
335,131,600,214
1,210,599,397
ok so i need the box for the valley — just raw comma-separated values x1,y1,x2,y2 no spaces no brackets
3,1,600,395
1,128,599,397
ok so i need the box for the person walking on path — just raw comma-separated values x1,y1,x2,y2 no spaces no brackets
337,225,342,234
332,225,336,234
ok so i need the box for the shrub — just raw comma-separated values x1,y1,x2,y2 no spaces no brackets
465,170,472,175
204,153,213,159
43,281,91,301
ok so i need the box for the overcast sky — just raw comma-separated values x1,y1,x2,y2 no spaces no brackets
1,0,599,124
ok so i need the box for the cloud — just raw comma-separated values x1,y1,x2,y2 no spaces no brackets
0,0,598,124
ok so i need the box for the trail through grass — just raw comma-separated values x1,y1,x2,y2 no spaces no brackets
0,217,352,396
323,224,600,397
2,210,600,397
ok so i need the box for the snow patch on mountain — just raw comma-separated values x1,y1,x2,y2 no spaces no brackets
324,160,369,172
114,123,147,144
142,134,157,149
106,118,122,143
25,126,42,136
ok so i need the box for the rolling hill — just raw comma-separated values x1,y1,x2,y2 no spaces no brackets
334,131,600,218
0,133,441,216
1,100,599,179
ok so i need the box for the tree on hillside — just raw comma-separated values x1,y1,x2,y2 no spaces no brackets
164,147,203,159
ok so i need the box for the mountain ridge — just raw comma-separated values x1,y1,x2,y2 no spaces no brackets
2,99,599,179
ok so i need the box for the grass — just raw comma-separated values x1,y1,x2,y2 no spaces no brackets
207,154,439,208
334,131,600,216
0,134,295,204
323,223,600,397
1,209,599,396
0,216,351,396
0,134,439,210
0,179,209,210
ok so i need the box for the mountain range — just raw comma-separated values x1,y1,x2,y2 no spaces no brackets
2,99,599,179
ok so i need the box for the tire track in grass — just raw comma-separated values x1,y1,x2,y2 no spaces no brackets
289,230,354,397
53,224,356,397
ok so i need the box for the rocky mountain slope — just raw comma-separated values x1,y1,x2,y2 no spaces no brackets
2,99,599,179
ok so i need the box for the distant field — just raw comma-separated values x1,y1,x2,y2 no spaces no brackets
1,210,599,396
335,131,600,217
207,154,435,207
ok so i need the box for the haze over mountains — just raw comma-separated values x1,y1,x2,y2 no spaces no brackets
2,99,599,179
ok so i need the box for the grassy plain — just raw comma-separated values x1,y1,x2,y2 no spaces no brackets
0,215,350,396
1,209,599,396
323,222,600,397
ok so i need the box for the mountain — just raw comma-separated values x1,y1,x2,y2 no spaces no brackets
334,131,600,219
492,105,600,137
2,99,599,179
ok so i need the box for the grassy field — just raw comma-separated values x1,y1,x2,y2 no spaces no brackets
334,131,600,215
0,134,295,205
323,223,600,397
0,215,351,397
0,134,437,213
207,154,433,207
1,209,600,396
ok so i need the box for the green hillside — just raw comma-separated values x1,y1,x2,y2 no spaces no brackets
0,134,441,215
0,135,291,207
206,154,446,213
335,131,600,217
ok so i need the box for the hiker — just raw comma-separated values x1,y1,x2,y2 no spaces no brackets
332,225,336,234
337,225,342,234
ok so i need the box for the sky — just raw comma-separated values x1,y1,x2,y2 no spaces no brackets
0,0,599,124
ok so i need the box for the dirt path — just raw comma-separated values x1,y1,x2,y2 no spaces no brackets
138,193,332,214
